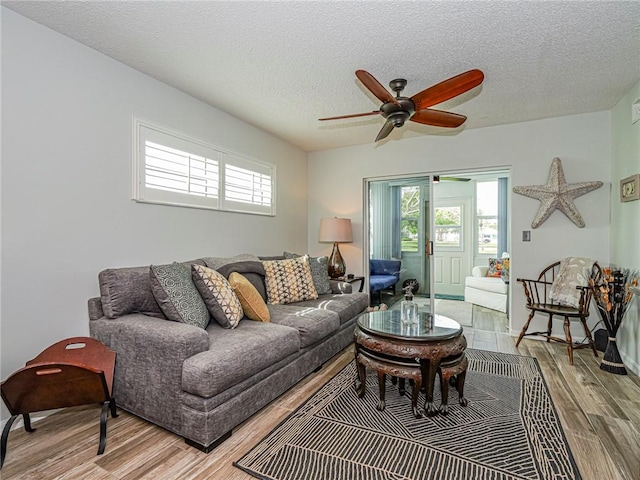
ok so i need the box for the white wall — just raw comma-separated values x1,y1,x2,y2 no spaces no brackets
611,80,640,374
0,8,308,420
308,112,611,341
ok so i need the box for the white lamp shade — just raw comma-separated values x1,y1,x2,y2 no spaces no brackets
318,218,353,243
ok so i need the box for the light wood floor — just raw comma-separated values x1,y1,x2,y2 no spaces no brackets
3,333,639,479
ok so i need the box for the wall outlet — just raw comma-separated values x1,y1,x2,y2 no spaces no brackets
633,101,640,124
522,230,531,242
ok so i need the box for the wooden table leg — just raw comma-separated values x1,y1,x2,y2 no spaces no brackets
456,370,468,407
439,370,451,415
398,378,406,395
354,344,366,398
411,377,422,419
376,371,386,411
421,359,440,416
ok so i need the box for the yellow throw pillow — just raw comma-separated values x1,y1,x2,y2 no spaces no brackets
228,272,270,322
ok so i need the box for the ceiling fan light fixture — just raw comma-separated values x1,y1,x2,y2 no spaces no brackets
389,111,410,127
320,69,484,142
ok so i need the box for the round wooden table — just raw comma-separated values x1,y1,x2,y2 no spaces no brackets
354,310,467,417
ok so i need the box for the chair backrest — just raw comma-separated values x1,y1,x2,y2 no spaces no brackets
520,261,592,313
369,259,401,278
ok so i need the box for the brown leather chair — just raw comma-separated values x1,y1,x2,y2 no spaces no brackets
515,261,598,365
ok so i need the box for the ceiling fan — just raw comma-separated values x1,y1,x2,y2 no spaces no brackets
434,176,471,182
319,69,484,142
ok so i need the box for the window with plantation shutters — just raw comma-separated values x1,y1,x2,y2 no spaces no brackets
222,156,273,215
132,118,276,215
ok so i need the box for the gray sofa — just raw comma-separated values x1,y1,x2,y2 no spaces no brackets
88,255,368,452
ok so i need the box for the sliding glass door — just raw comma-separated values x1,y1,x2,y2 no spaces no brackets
367,176,435,312
366,170,510,322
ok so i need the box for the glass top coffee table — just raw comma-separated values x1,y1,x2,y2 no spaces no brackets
357,309,463,341
354,310,467,417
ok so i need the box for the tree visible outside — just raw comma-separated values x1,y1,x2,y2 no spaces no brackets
477,181,498,255
399,180,500,255
401,186,420,252
435,206,461,247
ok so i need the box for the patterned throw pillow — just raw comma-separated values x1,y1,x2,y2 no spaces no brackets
549,257,593,308
192,264,243,329
263,256,318,305
487,258,505,278
283,252,331,295
149,263,210,329
228,272,270,322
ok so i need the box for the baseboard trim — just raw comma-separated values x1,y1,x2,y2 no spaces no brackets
0,408,62,433
620,350,640,376
433,294,465,301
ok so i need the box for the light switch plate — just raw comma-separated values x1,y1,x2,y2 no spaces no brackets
522,230,531,242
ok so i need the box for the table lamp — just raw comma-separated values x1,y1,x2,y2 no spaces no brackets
318,217,353,279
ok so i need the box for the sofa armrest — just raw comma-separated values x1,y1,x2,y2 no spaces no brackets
472,266,489,277
330,280,352,294
89,314,209,433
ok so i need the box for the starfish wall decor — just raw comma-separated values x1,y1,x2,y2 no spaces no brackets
513,157,603,228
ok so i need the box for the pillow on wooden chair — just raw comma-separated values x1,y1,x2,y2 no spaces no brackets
549,257,593,308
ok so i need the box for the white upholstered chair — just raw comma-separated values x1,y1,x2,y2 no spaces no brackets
464,266,508,313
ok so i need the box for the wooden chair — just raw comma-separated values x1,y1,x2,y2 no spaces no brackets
515,261,598,365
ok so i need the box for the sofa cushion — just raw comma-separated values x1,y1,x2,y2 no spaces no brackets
98,266,165,319
216,261,267,301
369,275,398,292
201,253,261,270
149,263,210,329
263,256,318,305
182,320,300,398
293,292,369,325
268,304,340,347
192,264,243,329
284,252,331,295
370,259,401,276
228,272,270,322
465,275,509,295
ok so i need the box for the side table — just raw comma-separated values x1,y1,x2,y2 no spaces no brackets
0,337,118,468
340,275,365,292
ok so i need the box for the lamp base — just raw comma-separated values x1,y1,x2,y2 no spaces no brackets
328,242,346,279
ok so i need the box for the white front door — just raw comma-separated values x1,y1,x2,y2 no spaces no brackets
432,197,472,298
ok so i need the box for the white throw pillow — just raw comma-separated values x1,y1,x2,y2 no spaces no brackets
549,257,593,308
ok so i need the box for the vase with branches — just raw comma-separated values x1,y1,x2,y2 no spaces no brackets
588,263,638,374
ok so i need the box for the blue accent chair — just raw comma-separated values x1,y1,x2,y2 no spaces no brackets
369,259,402,298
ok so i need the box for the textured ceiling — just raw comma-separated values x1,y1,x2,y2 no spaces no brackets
3,1,639,152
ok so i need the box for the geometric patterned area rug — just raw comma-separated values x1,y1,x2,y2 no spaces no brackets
234,349,582,480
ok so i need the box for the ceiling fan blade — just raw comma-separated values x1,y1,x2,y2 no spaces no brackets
410,109,467,128
439,176,471,182
375,121,395,142
411,69,484,111
356,70,399,105
319,111,379,121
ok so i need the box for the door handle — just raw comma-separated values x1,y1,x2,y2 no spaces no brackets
426,240,433,256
